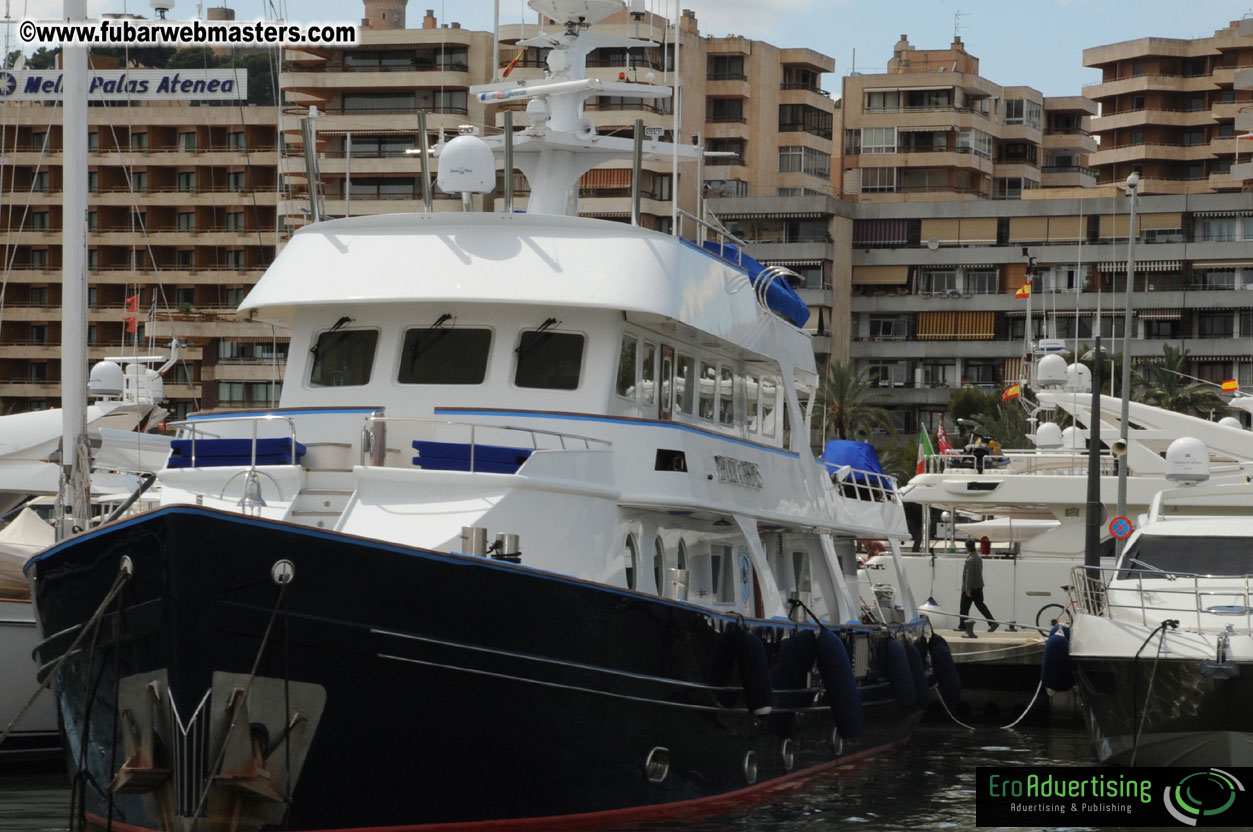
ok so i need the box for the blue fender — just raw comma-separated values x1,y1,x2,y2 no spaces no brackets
815,629,863,738
1041,624,1074,692
927,634,962,708
884,639,915,711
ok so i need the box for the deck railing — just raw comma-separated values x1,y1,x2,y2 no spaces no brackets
360,416,611,469
1069,564,1253,634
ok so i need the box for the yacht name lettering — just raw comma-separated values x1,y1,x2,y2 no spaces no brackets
714,456,763,488
5,69,245,101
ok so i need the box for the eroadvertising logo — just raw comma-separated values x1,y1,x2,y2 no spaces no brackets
976,766,1251,827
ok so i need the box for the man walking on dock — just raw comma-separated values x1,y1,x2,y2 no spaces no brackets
959,539,997,637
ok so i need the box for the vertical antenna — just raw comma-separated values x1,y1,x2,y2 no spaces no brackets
953,10,969,40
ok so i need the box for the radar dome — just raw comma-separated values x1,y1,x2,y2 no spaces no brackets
1036,354,1068,387
1034,422,1064,449
1065,363,1092,392
1164,436,1210,484
1061,426,1086,450
1218,416,1242,429
89,360,124,398
437,135,496,195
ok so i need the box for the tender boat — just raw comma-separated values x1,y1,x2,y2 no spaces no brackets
28,3,941,829
1063,436,1253,767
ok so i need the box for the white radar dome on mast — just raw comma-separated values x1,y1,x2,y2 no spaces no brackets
1164,436,1210,484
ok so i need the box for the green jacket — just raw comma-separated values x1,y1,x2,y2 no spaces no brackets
962,553,984,591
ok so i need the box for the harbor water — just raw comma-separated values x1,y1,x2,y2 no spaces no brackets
0,720,1115,832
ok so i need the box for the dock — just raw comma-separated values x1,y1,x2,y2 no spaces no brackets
933,628,1075,723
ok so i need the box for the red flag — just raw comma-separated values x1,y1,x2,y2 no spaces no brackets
1002,383,1021,401
502,49,524,78
125,294,139,333
936,420,953,454
1222,379,1238,392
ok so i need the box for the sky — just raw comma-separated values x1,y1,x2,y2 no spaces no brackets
6,0,1247,98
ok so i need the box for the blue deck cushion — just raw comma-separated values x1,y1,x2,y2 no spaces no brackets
168,437,307,469
412,440,533,474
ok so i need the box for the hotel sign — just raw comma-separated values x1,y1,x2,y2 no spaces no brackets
0,69,246,101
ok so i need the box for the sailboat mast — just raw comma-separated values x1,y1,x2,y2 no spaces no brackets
60,0,90,535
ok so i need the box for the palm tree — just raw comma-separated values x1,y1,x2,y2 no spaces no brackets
1134,343,1226,417
815,359,896,441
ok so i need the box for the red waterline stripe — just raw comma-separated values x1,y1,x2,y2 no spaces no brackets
83,736,907,832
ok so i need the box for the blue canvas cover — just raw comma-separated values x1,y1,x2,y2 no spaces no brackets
695,241,811,327
821,440,893,491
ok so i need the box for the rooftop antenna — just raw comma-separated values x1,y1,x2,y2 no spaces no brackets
953,9,969,40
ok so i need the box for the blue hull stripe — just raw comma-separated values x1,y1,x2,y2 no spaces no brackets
434,408,799,458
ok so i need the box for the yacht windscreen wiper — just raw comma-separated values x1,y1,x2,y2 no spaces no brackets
516,317,560,359
310,316,354,359
408,313,453,371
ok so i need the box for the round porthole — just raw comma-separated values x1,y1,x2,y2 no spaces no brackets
742,750,758,785
644,746,670,783
780,738,794,772
830,726,844,757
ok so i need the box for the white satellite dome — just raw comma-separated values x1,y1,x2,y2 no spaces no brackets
88,360,124,398
437,135,496,195
1061,425,1087,450
1218,416,1242,430
1065,363,1092,393
1035,354,1068,387
1034,422,1064,450
1164,436,1210,484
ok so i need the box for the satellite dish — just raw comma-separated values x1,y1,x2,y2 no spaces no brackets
1066,363,1092,393
1034,422,1063,450
436,135,496,195
1164,436,1210,484
926,237,940,251
1218,416,1242,429
1035,354,1068,387
1061,426,1086,450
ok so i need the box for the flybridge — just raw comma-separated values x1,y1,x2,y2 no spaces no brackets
0,69,246,101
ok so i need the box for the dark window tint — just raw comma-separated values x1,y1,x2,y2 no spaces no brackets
399,328,492,384
1119,535,1252,579
515,331,584,390
309,329,378,387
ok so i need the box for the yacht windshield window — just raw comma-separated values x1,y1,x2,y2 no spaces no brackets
698,362,717,420
616,335,638,398
676,355,695,414
641,343,657,406
399,328,492,384
309,329,378,387
718,367,735,426
745,375,760,433
516,331,584,390
760,377,778,438
1118,536,1253,579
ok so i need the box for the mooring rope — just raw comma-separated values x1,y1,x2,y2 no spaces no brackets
1129,619,1177,766
934,676,1046,732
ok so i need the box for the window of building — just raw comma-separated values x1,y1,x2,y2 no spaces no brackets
861,167,896,192
177,212,196,231
1182,127,1204,147
131,171,148,192
87,211,98,231
30,324,48,344
177,171,196,192
87,171,98,193
922,361,950,386
228,131,246,150
131,132,148,151
1005,99,1024,124
175,288,195,307
430,89,469,113
778,104,832,138
1144,318,1180,339
310,328,378,387
225,287,247,307
778,145,830,177
226,211,244,231
515,331,584,390
30,286,48,305
707,54,745,80
227,171,245,192
708,138,746,165
87,287,97,308
702,179,748,197
344,92,416,112
176,250,195,268
706,97,744,123
30,249,48,268
217,381,245,405
966,270,997,294
869,316,907,339
860,127,897,154
921,269,958,294
179,132,197,151
87,325,98,345
1194,269,1235,290
87,132,99,151
956,128,992,158
963,360,997,386
1198,217,1236,241
867,360,907,387
1198,312,1233,338
864,90,899,110
399,327,492,384
843,129,861,156
31,211,50,230
226,249,245,269
130,249,148,269
87,249,98,270
29,362,48,381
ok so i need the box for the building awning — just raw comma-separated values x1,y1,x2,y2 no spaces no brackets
1137,310,1181,319
722,211,825,219
921,218,960,245
853,265,909,285
955,310,995,339
580,168,631,188
1138,212,1182,230
766,258,824,267
959,217,998,246
1097,261,1181,272
1194,211,1241,217
896,124,950,133
1047,216,1084,243
1098,214,1131,238
1003,357,1025,380
1194,261,1253,268
1009,216,1048,243
917,311,956,339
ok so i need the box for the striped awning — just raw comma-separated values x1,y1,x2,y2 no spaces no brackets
1194,261,1253,268
955,311,995,340
580,168,631,188
1137,310,1181,319
1003,357,1025,380
766,258,823,266
897,124,950,133
1194,211,1241,217
1096,261,1181,272
917,311,956,339
853,265,909,285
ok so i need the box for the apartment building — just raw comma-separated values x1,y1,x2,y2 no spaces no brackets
1082,20,1253,194
848,191,1253,433
0,70,281,418
840,35,1098,202
282,2,842,361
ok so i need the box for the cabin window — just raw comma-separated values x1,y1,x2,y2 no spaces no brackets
745,374,760,433
676,354,695,415
712,544,736,604
792,551,812,598
698,362,717,419
615,335,638,398
677,539,688,571
761,377,779,438
641,342,657,406
718,366,735,426
653,536,665,594
624,534,638,590
398,327,492,384
515,331,584,390
309,329,378,387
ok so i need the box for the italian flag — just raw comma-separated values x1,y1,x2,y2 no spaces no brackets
916,426,935,475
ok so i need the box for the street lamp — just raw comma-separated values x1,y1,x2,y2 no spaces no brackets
1116,166,1140,557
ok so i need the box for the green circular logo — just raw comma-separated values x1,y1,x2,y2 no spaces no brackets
1163,769,1244,826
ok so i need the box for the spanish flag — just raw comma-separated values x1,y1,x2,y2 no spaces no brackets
1222,379,1239,392
502,49,525,78
1002,383,1021,401
1015,283,1031,299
